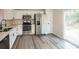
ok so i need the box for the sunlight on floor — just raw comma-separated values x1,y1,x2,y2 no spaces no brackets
64,10,79,46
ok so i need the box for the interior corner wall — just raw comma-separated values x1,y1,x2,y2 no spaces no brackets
53,9,64,38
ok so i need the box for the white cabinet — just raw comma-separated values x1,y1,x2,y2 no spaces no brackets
17,25,23,35
9,25,22,48
9,27,17,49
41,10,53,34
9,29,14,48
41,14,48,34
3,9,14,20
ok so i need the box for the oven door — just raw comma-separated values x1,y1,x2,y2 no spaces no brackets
23,20,31,31
23,25,31,31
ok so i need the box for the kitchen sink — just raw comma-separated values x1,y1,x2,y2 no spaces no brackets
0,28,12,32
3,28,12,32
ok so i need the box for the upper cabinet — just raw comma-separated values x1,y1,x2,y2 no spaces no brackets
3,9,14,20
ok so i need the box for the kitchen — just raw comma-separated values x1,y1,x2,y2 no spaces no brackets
0,9,54,49
0,9,78,49
0,1,79,59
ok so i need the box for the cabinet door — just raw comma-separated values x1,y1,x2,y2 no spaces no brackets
13,28,17,42
16,26,19,35
9,28,17,48
41,14,48,34
9,31,14,48
17,25,22,35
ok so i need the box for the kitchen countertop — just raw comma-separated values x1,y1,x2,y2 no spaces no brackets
0,32,9,41
0,25,18,42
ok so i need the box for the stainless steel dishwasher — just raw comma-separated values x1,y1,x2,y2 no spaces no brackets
0,35,9,49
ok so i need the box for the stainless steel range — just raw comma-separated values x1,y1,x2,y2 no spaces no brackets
22,15,32,34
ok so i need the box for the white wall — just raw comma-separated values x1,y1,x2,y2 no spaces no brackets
41,14,47,34
53,9,64,38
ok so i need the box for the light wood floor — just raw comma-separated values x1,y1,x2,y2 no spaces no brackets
12,34,78,49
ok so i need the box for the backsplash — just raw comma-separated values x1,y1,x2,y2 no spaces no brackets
5,19,23,27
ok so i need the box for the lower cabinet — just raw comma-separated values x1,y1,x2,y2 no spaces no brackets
9,28,17,49
9,25,22,49
17,25,22,35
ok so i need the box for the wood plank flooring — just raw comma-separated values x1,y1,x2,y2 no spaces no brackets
12,34,78,49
